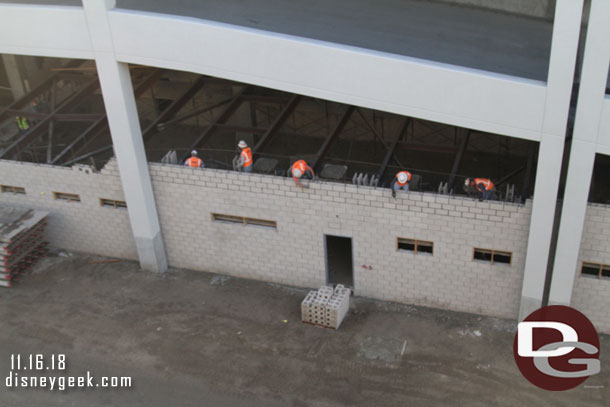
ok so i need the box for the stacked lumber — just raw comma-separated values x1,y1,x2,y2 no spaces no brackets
0,207,49,287
301,284,351,329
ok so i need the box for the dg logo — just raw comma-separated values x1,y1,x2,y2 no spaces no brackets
513,305,601,391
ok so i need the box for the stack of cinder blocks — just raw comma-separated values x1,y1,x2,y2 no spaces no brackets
0,207,48,288
301,284,351,329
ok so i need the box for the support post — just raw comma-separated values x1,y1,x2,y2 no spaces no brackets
2,54,25,101
518,0,584,320
83,0,168,273
548,0,610,306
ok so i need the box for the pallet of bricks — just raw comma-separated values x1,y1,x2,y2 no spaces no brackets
301,284,351,329
0,206,49,288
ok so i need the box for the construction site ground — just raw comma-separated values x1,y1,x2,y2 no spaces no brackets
0,251,608,407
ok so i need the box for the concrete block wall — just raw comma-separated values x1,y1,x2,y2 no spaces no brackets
0,159,137,260
572,203,610,334
150,163,532,319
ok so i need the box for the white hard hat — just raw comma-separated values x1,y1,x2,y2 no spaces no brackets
464,178,471,187
238,140,248,148
191,150,198,156
398,172,408,184
293,168,303,178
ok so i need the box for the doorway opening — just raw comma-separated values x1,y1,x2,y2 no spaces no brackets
325,235,354,288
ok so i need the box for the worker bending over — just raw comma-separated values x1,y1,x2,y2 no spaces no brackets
291,160,314,189
465,177,494,201
391,171,412,198
185,150,205,168
237,140,253,173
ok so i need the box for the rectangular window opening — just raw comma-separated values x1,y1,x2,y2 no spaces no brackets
474,248,512,265
211,213,244,224
474,249,493,262
245,217,277,229
1,185,25,194
397,238,433,255
211,213,277,230
53,192,80,202
100,198,127,209
581,262,602,278
493,251,512,265
602,266,610,280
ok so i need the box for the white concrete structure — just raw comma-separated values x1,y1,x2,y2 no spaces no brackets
0,0,608,331
548,0,610,327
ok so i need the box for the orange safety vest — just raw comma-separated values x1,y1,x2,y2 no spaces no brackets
474,178,494,192
185,157,203,168
396,171,412,186
240,147,252,167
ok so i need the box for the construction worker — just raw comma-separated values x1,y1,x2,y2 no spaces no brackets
291,159,314,189
391,170,412,198
15,116,29,133
465,177,495,201
237,140,253,173
184,150,205,168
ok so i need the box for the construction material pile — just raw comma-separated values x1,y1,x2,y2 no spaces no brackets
0,206,49,288
301,285,351,329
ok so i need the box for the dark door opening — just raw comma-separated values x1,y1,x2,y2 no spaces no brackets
325,235,354,288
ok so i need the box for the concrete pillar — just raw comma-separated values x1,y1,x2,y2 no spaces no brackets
82,0,168,273
548,0,610,306
2,54,25,101
518,0,584,320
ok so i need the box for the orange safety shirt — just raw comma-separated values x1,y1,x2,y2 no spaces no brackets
240,147,253,167
474,178,494,191
185,157,203,168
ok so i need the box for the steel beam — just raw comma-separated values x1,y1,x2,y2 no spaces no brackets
495,166,526,187
376,117,410,186
142,77,206,143
253,94,301,154
158,97,233,130
183,86,248,161
0,78,100,159
310,105,354,171
0,59,83,124
51,117,108,164
63,145,113,166
7,110,103,121
52,69,163,165
447,129,471,190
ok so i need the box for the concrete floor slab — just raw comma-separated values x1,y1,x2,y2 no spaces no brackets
0,252,608,406
116,0,553,81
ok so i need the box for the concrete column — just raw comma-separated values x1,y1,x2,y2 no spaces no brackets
519,0,584,320
549,0,610,306
2,54,25,101
82,0,168,273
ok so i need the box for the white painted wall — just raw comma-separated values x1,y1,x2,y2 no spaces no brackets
150,164,533,319
571,203,610,334
107,9,547,142
0,4,93,59
0,159,137,260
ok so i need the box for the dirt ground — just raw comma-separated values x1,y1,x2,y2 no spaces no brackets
0,251,608,406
